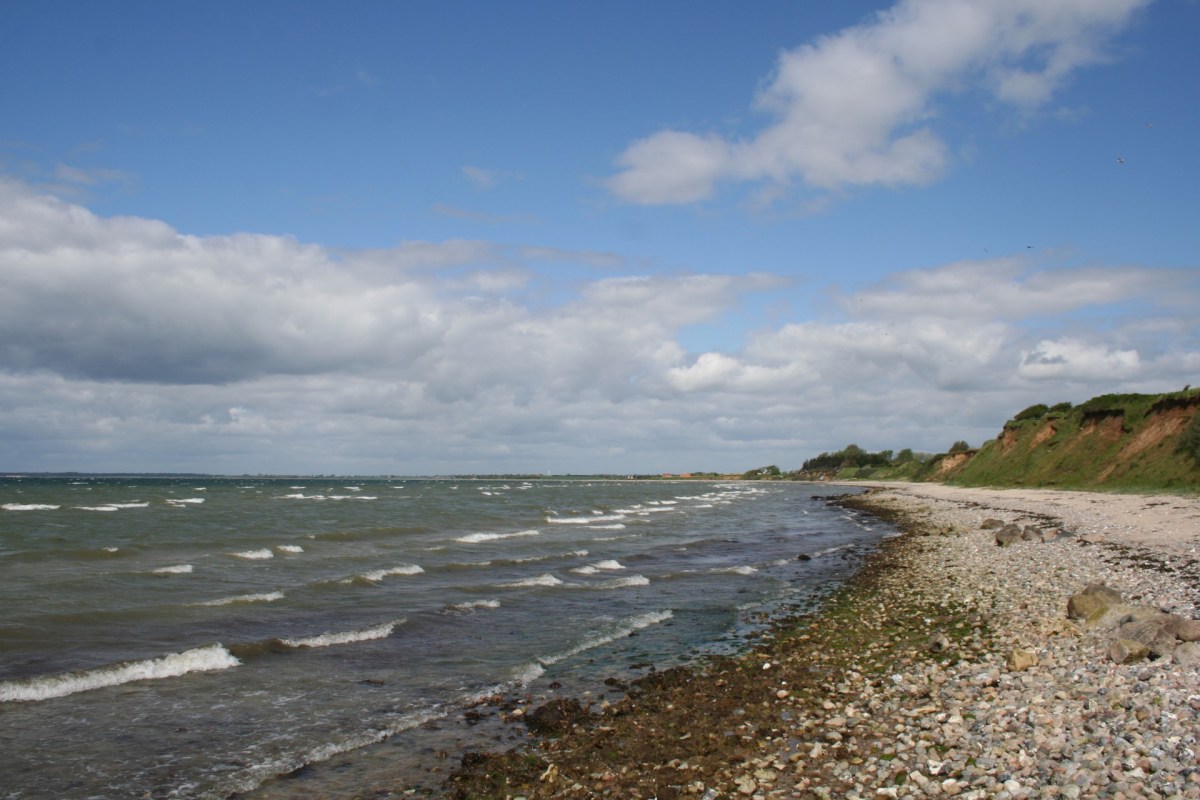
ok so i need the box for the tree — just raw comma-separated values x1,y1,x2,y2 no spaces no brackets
948,440,971,453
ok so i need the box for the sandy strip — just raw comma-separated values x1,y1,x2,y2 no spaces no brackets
850,481,1200,555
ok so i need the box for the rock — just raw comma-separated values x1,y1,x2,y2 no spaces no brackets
524,698,590,736
1174,642,1200,667
980,518,1005,529
1083,603,1161,632
995,524,1023,547
1162,616,1200,642
1021,525,1042,541
1040,527,1062,542
1067,583,1124,620
1117,616,1178,659
929,632,952,653
1108,638,1150,664
1007,649,1039,671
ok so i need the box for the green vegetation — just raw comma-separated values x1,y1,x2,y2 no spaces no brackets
942,387,1200,491
781,387,1199,493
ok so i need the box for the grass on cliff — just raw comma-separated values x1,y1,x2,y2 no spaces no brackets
946,388,1200,492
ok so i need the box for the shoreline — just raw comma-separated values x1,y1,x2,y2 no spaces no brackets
443,484,1200,799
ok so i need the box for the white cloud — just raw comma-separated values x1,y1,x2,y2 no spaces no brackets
607,0,1150,205
1018,339,1141,381
1,178,1195,473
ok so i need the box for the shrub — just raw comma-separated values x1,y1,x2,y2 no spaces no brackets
948,440,971,453
1013,403,1050,422
1178,411,1200,462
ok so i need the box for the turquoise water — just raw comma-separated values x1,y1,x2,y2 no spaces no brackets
0,476,886,798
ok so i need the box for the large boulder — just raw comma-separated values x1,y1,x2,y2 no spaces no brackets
1084,603,1163,632
1108,638,1150,664
1067,584,1124,620
1117,616,1178,660
995,524,1023,547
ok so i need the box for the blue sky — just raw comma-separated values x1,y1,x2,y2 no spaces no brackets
1,0,1197,475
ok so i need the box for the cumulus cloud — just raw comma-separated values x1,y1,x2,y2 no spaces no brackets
1018,339,1141,381
606,0,1150,205
1,177,1195,474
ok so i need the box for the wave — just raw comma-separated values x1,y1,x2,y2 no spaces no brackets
73,505,119,512
498,573,562,589
714,565,758,575
2,503,60,511
151,564,193,575
443,599,501,615
233,549,274,560
346,564,424,583
537,610,673,667
571,559,625,575
275,544,304,554
591,575,650,590
0,644,240,703
546,514,625,525
278,620,400,649
195,592,285,607
455,529,540,544
165,498,205,506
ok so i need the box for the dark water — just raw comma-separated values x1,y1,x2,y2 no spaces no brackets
0,476,887,798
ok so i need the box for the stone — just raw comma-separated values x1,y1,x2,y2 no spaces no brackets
1067,584,1124,620
1084,603,1162,632
995,524,1023,547
1007,649,1040,671
980,518,1006,529
1174,642,1200,668
1108,638,1150,664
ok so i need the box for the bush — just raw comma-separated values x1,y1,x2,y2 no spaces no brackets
1178,411,1200,462
1013,404,1050,422
948,440,971,453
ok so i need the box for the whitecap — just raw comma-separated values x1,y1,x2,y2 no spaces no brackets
280,620,400,649
0,644,239,703
165,498,205,506
195,592,285,607
152,564,194,575
455,529,540,543
537,610,672,667
2,503,60,511
74,505,119,512
233,549,274,560
275,545,304,554
498,573,562,589
444,599,501,614
353,564,424,582
546,514,625,525
715,565,758,576
593,575,650,589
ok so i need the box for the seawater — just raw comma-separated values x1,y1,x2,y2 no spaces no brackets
0,476,887,799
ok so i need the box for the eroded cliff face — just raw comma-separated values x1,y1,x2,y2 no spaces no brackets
937,392,1200,489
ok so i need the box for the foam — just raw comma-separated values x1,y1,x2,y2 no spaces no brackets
546,514,625,525
444,599,501,614
0,643,240,703
592,575,650,589
716,565,758,575
455,529,540,543
279,620,400,649
2,504,60,511
355,564,424,582
233,549,274,560
275,545,304,554
152,564,194,575
196,591,285,607
538,610,673,666
165,498,205,506
73,505,120,512
498,573,562,588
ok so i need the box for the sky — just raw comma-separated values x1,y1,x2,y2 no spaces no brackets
1,0,1198,476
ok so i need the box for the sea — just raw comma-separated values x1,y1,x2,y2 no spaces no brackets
0,475,892,799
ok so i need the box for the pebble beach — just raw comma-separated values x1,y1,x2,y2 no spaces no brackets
446,482,1200,799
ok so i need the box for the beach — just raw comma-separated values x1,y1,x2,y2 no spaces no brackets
445,482,1200,799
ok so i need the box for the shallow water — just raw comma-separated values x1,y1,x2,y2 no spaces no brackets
0,476,885,798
